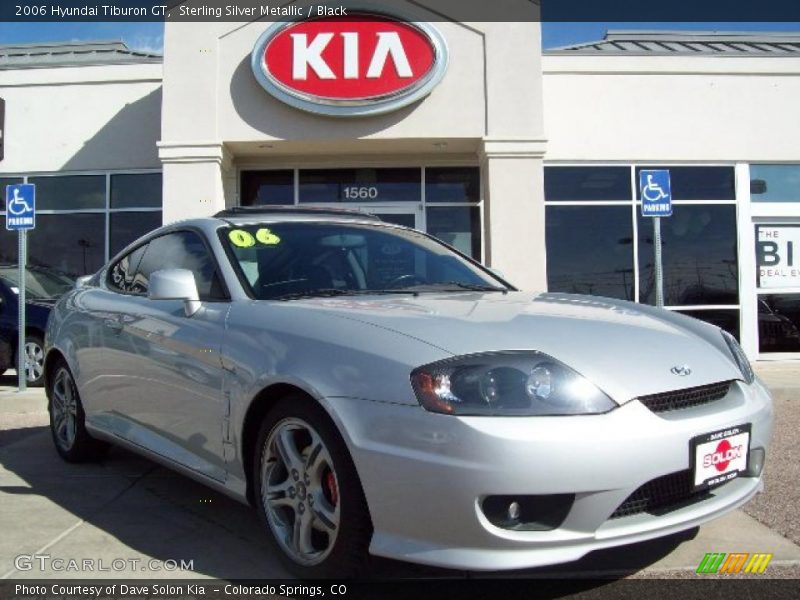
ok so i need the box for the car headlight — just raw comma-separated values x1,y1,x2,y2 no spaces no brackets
722,331,755,384
410,351,617,416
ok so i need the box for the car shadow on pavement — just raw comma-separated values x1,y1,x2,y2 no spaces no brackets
0,425,696,583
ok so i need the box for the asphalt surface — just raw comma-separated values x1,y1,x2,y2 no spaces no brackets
1,365,799,582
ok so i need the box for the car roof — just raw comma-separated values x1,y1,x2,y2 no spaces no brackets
214,206,382,223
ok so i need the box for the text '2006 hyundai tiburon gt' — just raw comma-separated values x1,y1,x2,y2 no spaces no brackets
44,207,773,577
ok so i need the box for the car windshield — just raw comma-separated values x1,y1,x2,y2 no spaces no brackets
220,222,508,300
0,267,75,300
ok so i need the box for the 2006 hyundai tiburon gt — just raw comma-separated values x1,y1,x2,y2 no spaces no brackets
45,207,773,577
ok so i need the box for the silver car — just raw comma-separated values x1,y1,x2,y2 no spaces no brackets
45,207,773,577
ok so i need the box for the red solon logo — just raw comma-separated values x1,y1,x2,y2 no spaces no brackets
703,439,743,472
251,13,448,116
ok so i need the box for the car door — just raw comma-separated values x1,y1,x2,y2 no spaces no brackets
98,230,231,481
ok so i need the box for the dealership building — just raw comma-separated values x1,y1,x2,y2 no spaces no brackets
2,16,800,361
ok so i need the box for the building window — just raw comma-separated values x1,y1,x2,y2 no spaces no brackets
545,165,739,337
750,165,800,203
299,168,420,203
110,211,163,257
545,166,631,202
635,166,735,201
240,166,484,261
29,175,105,210
111,173,162,208
240,170,294,206
425,167,480,203
546,205,634,301
637,205,739,306
0,171,162,277
426,206,481,260
758,295,800,352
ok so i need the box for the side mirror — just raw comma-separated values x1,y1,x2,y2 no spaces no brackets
148,269,201,317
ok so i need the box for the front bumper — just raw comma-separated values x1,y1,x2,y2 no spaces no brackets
326,378,774,571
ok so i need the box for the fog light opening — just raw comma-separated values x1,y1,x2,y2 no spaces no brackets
746,447,766,478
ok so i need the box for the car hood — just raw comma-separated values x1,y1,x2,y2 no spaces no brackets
293,291,743,405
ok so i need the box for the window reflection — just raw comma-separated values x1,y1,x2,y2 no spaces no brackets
426,206,481,259
110,212,163,257
638,205,738,306
546,206,635,300
111,173,162,208
676,309,740,341
758,295,800,352
750,165,800,203
29,175,105,210
545,167,631,201
8,214,106,277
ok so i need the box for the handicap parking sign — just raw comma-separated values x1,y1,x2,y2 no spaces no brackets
640,170,672,217
5,183,35,230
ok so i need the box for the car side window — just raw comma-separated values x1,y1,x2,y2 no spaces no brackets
108,244,149,294
135,231,226,301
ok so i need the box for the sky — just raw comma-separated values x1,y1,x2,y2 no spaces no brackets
1,22,800,53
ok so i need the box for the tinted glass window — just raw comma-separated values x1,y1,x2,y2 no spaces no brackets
546,206,635,300
0,177,23,192
29,175,105,210
635,167,735,200
241,170,294,206
758,295,800,352
638,205,738,306
136,231,225,300
750,165,800,203
110,173,162,208
299,168,420,203
220,223,502,300
108,244,149,294
425,167,480,203
109,211,162,257
545,167,631,201
676,309,740,341
426,206,482,259
14,214,106,277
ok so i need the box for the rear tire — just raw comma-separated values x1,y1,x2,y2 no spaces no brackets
23,333,45,387
47,359,108,462
253,396,372,578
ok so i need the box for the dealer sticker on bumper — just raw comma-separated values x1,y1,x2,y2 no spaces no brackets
691,424,751,490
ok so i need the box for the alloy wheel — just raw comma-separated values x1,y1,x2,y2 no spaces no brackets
25,341,44,383
260,417,341,566
51,368,78,451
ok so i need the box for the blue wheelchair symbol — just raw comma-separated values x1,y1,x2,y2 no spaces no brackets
8,188,32,216
640,170,672,217
5,184,36,231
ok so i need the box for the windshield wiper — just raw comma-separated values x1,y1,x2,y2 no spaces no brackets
399,281,509,294
271,288,419,301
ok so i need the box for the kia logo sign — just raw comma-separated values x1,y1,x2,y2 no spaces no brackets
251,11,448,117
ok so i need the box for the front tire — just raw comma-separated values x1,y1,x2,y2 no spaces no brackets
253,397,372,578
47,360,108,462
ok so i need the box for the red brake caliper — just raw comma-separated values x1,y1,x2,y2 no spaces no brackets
325,471,338,506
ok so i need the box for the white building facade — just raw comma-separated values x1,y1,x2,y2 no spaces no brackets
2,23,800,360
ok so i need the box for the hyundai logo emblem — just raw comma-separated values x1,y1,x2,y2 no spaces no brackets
671,365,692,376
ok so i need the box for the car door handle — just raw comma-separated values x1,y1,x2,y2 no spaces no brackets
104,319,124,333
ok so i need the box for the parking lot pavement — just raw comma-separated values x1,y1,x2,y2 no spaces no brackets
1,367,799,580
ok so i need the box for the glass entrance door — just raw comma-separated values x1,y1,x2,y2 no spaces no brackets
363,206,422,230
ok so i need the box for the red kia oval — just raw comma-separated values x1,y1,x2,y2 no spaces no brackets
252,13,448,116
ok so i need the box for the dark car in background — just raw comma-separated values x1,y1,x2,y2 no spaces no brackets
0,266,74,386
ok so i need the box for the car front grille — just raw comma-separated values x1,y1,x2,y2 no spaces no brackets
636,381,732,414
610,470,716,519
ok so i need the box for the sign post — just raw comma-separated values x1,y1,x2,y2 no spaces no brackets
5,183,36,392
639,170,672,308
